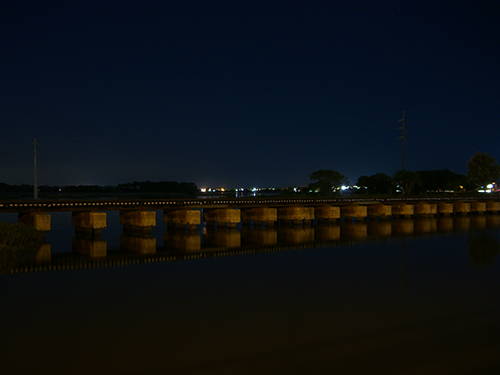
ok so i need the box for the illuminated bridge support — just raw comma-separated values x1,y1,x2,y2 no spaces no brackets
414,202,437,217
278,206,314,226
163,209,201,231
120,210,156,235
438,202,453,215
314,205,340,223
453,201,470,215
367,204,391,219
18,212,51,231
241,207,277,227
470,201,486,214
340,205,367,221
391,203,414,218
72,211,106,236
203,209,241,228
486,201,500,212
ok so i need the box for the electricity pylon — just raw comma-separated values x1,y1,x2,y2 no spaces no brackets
33,138,39,200
398,111,405,171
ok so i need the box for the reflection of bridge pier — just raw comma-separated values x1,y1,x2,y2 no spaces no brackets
341,222,368,239
240,227,278,246
367,220,392,238
164,232,201,251
120,235,156,254
392,219,414,236
278,226,314,244
203,228,241,248
72,236,107,258
414,217,437,234
315,224,341,242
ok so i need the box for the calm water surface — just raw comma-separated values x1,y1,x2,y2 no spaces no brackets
1,212,500,374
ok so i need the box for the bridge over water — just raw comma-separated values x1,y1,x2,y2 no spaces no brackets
1,196,499,232
2,196,500,274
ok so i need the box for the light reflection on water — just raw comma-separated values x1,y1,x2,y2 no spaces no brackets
1,213,500,374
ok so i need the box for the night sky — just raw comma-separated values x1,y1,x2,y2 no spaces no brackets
1,0,499,189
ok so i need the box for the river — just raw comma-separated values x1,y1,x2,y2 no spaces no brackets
1,212,499,374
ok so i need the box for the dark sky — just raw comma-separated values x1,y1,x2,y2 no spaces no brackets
1,0,499,188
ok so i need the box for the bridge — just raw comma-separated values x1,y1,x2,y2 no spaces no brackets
1,195,500,233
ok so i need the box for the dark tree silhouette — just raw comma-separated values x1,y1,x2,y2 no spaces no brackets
392,170,420,195
357,173,392,195
309,169,348,196
467,151,500,189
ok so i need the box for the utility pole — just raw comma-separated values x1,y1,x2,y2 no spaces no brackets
398,110,405,171
33,138,38,200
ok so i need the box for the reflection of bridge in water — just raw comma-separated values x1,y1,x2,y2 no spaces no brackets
9,214,500,274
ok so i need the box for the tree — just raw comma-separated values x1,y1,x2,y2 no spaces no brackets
392,170,420,195
309,169,348,195
467,152,500,190
415,169,467,193
356,173,392,195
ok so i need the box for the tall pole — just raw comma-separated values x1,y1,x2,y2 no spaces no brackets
398,110,405,171
33,138,38,200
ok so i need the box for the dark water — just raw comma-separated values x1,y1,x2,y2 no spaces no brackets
1,212,500,374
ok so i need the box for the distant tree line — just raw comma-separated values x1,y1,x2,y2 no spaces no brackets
306,152,500,196
0,181,199,198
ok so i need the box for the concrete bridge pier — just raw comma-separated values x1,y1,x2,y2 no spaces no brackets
278,206,314,226
241,208,277,227
72,211,106,237
414,202,437,217
438,202,453,216
314,205,340,224
453,201,471,215
18,212,51,231
120,210,156,235
486,201,500,213
203,209,241,229
391,203,414,219
470,201,486,214
367,204,391,220
163,209,201,231
340,205,367,221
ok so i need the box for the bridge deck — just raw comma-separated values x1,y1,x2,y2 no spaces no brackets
0,195,497,213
